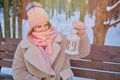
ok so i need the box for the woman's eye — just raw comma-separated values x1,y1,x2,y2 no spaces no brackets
44,24,49,27
37,25,42,28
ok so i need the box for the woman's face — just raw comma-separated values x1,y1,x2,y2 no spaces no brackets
33,22,50,32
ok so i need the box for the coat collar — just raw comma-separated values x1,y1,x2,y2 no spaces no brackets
21,37,32,49
21,33,62,75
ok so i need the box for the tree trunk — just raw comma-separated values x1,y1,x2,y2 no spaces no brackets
4,0,10,38
23,0,28,19
79,0,86,22
12,0,17,38
93,0,109,45
51,0,56,17
18,0,23,39
88,0,96,17
0,22,2,40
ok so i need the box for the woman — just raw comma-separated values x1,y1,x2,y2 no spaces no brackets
12,2,90,80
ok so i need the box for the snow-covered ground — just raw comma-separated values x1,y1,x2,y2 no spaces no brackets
0,9,120,80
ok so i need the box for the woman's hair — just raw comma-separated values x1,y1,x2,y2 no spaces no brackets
28,21,52,35
47,22,52,27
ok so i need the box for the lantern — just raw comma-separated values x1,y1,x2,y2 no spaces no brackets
65,29,80,55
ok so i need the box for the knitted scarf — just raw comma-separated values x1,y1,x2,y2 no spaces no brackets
28,27,57,70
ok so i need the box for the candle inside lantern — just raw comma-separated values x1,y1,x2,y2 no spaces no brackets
65,29,80,55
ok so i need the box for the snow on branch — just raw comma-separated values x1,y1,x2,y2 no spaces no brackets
104,18,110,25
106,0,120,11
104,19,120,27
110,19,120,27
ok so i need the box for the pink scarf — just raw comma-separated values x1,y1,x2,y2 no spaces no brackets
28,27,57,70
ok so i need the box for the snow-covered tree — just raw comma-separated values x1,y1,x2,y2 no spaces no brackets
18,0,23,39
12,0,17,38
4,0,10,38
89,0,120,45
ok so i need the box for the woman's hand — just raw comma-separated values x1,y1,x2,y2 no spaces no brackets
72,21,86,37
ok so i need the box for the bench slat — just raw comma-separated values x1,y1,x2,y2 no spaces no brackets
83,45,120,63
0,38,21,53
72,69,120,80
0,60,13,67
0,52,14,59
0,44,17,53
70,59,120,72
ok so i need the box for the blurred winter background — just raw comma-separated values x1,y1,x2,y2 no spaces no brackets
0,0,120,80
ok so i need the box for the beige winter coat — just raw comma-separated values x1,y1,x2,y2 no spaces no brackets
12,33,90,80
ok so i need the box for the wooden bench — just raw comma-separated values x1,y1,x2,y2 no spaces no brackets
0,38,20,80
0,38,120,80
70,45,120,80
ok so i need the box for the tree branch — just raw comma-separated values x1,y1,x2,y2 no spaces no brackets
105,19,120,28
109,19,120,27
106,0,120,11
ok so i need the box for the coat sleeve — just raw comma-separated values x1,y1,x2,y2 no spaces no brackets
60,68,74,80
59,55,74,80
12,41,41,80
70,32,91,58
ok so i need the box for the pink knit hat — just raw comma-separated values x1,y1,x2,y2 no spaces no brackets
27,7,49,31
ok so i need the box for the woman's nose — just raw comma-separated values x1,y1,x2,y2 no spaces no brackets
41,26,46,32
